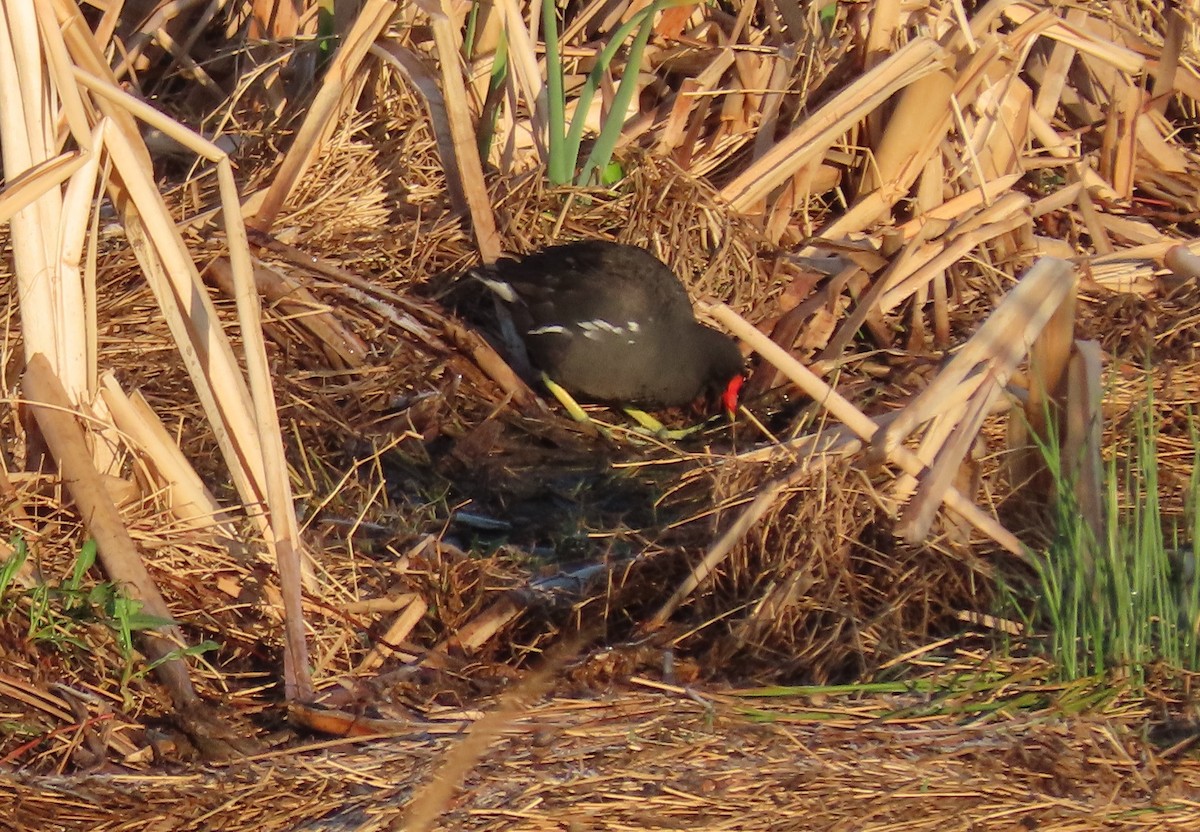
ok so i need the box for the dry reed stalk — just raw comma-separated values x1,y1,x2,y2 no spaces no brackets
53,1,315,701
864,0,902,73
855,70,955,202
0,3,88,403
657,77,700,154
1008,276,1079,509
1064,342,1105,546
891,389,977,509
249,0,304,39
99,375,241,538
1032,7,1086,119
720,37,950,212
373,41,465,198
428,597,523,662
1075,176,1115,256
558,0,614,46
892,173,1022,240
1030,180,1084,219
814,218,942,366
896,377,1003,544
343,594,422,615
206,258,369,369
917,157,951,346
1132,109,1188,174
704,301,1026,554
751,44,797,162
1102,79,1141,200
494,0,548,159
1000,3,1144,74
251,0,398,233
877,196,1032,315
357,596,427,672
1087,256,1172,297
621,46,738,167
1026,273,1076,423
89,0,121,48
110,0,222,91
970,75,1032,182
63,82,268,500
81,98,303,542
0,154,89,225
881,258,1077,453
411,1,502,262
1153,7,1186,115
23,354,201,711
676,89,715,171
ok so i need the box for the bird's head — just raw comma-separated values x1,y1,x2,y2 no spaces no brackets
695,326,745,420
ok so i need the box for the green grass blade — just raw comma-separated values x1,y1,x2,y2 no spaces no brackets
464,0,481,61
578,7,658,185
477,36,509,165
565,0,692,182
543,0,569,184
0,534,28,596
1013,375,1200,685
316,0,337,70
563,7,654,175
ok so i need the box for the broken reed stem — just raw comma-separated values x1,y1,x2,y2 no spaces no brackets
396,642,572,832
69,62,316,699
251,0,398,233
22,353,201,710
424,1,503,262
721,37,950,212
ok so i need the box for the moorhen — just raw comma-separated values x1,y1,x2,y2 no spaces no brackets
475,240,744,416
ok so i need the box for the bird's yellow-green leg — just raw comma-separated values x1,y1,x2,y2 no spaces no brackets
540,375,701,441
541,373,591,423
621,406,665,433
622,407,705,440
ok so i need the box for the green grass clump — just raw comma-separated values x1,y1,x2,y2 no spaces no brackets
542,0,690,185
0,535,216,691
1010,396,1200,684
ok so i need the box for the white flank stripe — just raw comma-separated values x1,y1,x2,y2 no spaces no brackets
471,272,517,302
577,319,638,336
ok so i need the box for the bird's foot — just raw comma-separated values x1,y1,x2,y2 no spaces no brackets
541,375,709,442
622,407,705,441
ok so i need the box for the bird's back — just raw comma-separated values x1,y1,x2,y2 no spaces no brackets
493,241,693,328
481,240,739,407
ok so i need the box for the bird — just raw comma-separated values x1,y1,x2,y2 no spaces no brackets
474,240,744,418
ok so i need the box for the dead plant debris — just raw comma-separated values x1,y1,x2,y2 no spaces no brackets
3,0,1200,828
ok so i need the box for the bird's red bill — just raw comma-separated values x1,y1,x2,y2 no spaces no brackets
722,375,744,417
